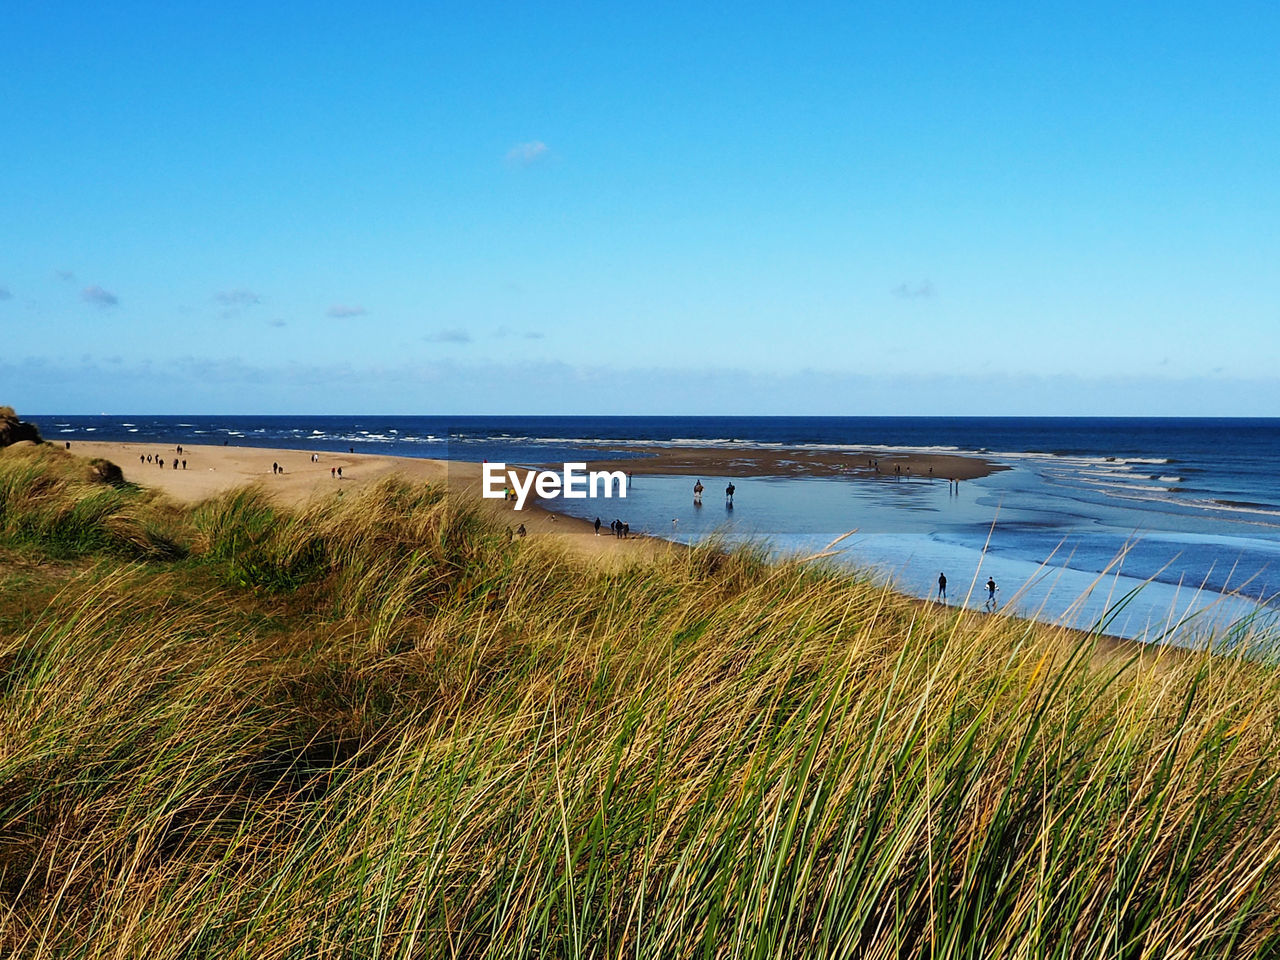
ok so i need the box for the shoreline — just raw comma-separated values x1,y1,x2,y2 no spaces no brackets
44,440,1189,663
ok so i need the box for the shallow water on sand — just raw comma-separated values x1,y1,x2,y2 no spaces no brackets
555,465,1280,647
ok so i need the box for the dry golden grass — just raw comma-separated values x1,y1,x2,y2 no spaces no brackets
1,444,1279,957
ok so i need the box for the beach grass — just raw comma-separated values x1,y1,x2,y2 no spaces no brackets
2,444,1280,956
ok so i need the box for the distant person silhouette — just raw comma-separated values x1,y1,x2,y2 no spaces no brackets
725,482,735,504
693,480,703,503
594,517,601,536
938,573,947,602
986,577,998,610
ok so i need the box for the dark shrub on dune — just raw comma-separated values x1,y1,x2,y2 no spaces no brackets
0,406,43,447
86,457,126,486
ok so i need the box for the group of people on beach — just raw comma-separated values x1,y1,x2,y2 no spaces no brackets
259,454,341,478
690,480,734,505
936,573,998,610
141,452,185,470
593,517,631,538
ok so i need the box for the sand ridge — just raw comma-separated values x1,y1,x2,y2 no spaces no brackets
573,445,1003,482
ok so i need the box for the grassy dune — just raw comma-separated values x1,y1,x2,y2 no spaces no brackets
2,443,1280,958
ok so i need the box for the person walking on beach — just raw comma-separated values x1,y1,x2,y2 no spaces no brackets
594,517,602,536
985,577,998,611
693,480,703,503
725,482,735,504
937,572,947,602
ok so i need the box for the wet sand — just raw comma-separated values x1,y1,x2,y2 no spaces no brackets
552,445,1004,481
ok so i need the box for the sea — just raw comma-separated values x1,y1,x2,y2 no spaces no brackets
37,415,1280,650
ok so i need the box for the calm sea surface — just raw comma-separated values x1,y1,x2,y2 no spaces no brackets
37,415,1280,647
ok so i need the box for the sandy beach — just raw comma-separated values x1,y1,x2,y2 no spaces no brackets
66,440,674,564
46,438,1187,667
64,438,1000,549
65,440,998,500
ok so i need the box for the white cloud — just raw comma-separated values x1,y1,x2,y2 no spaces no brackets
506,140,549,166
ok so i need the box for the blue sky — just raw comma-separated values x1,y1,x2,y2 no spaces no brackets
3,1,1278,415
